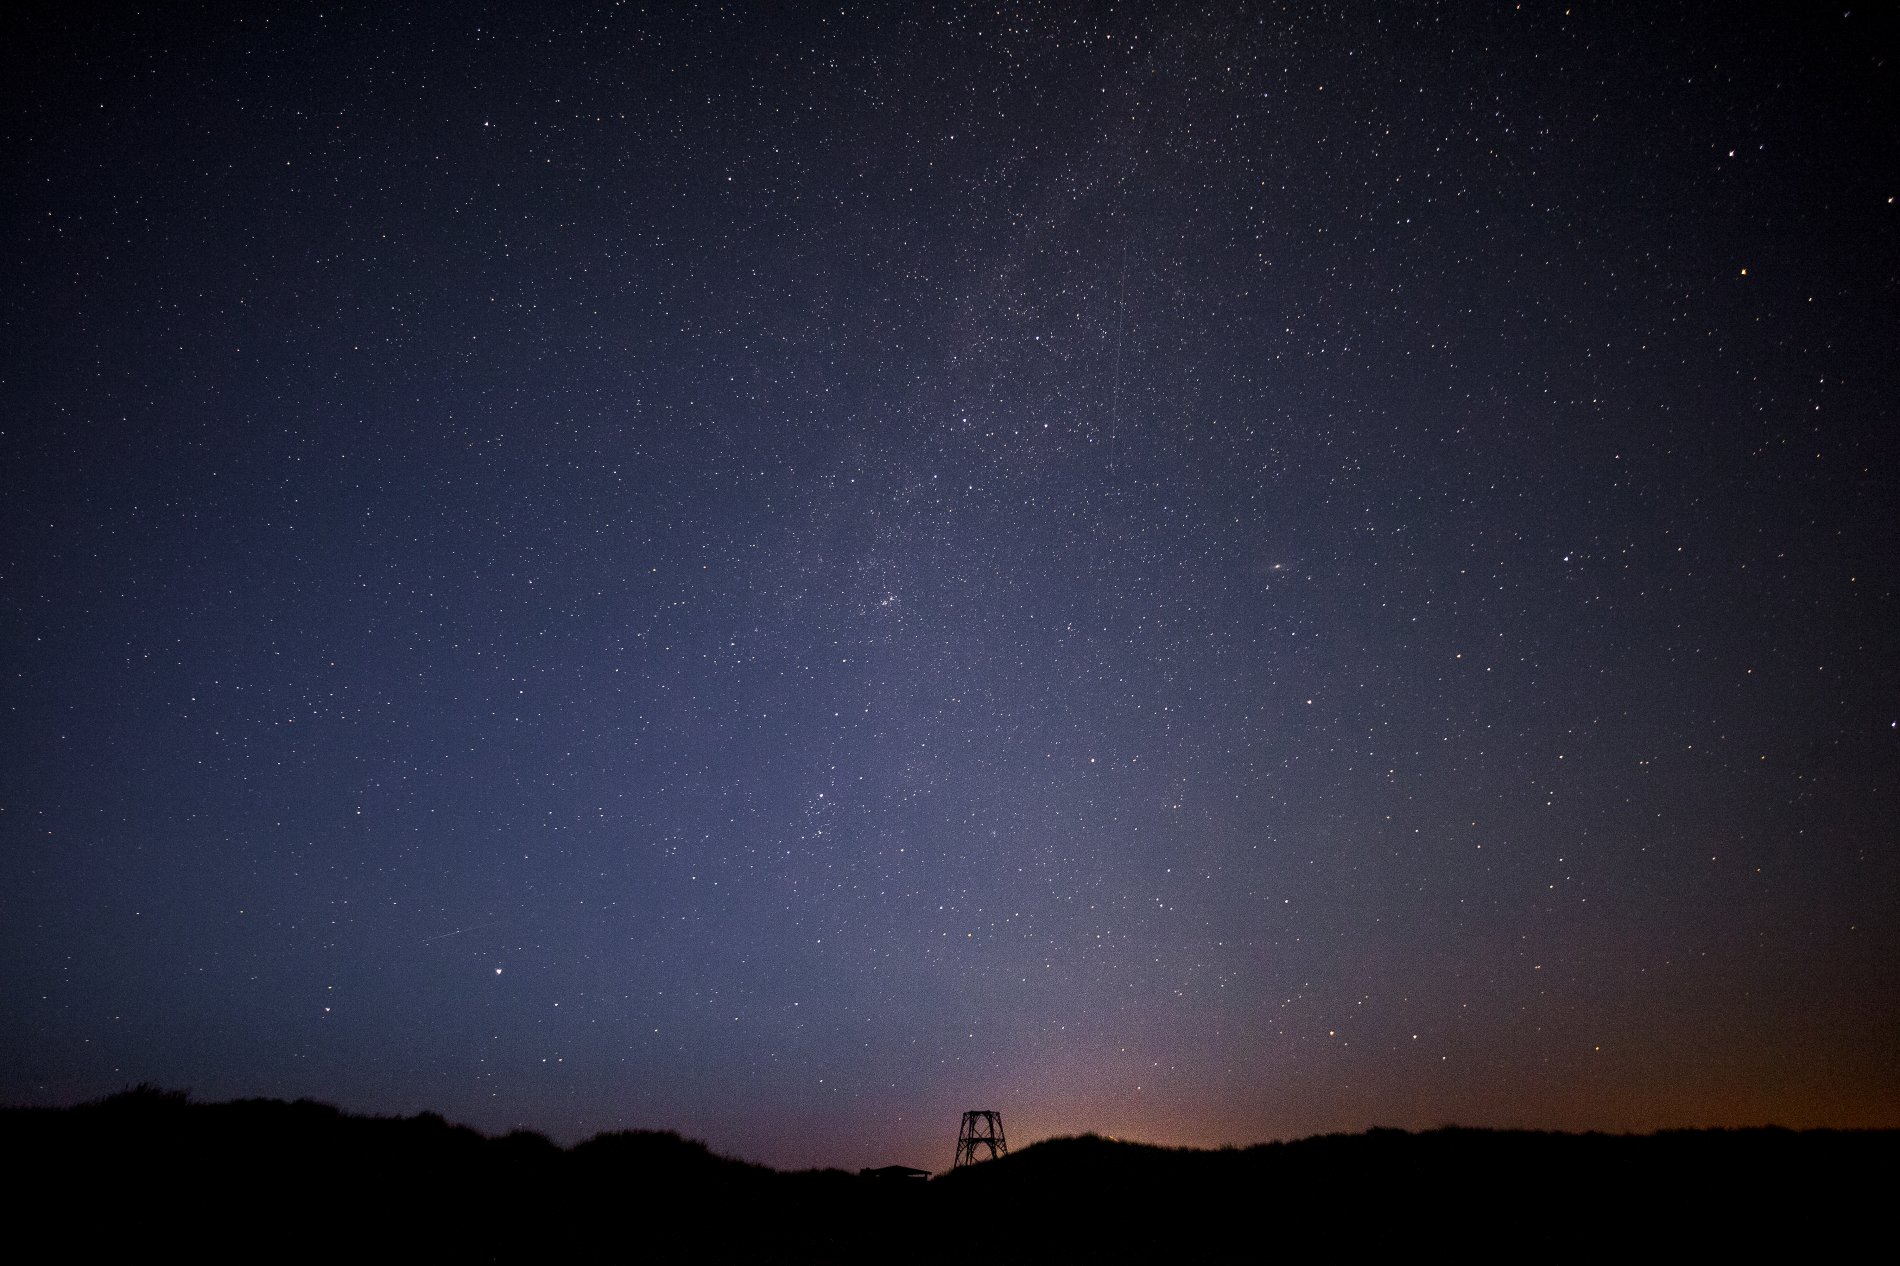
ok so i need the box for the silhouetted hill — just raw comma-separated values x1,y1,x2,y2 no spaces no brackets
4,1088,1890,1261
940,1124,1895,1259
1,1087,905,1262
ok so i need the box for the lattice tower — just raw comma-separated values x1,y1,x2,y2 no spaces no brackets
952,1109,1008,1167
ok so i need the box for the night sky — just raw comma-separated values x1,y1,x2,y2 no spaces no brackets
4,3,1897,1171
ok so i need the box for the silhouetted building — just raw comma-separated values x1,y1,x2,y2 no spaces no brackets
859,1164,930,1181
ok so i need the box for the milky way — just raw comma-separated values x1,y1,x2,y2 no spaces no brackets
3,4,1895,1168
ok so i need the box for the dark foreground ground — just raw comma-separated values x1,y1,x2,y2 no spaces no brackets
5,1088,1891,1261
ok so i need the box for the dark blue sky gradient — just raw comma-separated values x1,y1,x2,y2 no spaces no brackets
4,3,1896,1169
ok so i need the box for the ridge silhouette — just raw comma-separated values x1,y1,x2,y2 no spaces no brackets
4,1088,1889,1262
